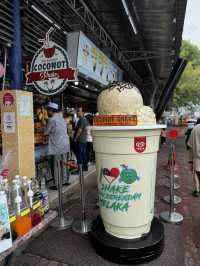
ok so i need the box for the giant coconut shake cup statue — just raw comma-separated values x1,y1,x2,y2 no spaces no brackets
89,82,165,264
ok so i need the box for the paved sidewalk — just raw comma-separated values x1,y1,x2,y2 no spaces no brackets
3,128,200,266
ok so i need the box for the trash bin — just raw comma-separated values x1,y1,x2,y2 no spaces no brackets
92,125,164,239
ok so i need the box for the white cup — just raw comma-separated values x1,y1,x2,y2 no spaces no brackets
92,125,164,239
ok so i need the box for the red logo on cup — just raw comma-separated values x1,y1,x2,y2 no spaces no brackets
3,93,14,107
134,137,146,153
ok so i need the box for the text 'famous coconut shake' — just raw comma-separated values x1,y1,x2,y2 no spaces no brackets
92,82,165,239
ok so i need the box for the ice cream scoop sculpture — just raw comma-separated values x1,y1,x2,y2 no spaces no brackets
97,81,156,125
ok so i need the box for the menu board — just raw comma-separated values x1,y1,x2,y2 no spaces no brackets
68,31,123,85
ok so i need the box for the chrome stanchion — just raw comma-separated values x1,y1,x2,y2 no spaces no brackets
51,157,73,230
162,194,182,204
162,140,182,204
160,142,183,223
165,183,180,190
72,164,92,234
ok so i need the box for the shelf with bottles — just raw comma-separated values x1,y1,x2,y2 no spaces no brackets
0,209,57,262
34,106,49,145
34,126,48,145
0,174,50,243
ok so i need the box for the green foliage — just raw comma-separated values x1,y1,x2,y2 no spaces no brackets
181,40,200,67
172,40,200,108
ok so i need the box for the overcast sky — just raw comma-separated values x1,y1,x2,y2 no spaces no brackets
182,0,200,47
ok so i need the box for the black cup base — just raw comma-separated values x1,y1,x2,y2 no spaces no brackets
88,216,164,265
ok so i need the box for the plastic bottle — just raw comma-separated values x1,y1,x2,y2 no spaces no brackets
15,175,21,186
13,179,32,237
3,178,11,206
0,175,4,191
32,178,44,216
27,180,34,208
22,176,28,205
27,180,41,227
40,177,49,213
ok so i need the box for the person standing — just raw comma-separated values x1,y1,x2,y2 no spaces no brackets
188,118,200,197
86,115,95,163
160,128,166,145
185,122,195,150
73,107,89,171
44,102,70,187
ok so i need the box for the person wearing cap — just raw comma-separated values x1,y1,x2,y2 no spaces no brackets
44,102,70,187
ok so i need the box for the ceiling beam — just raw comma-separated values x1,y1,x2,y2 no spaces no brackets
62,0,143,85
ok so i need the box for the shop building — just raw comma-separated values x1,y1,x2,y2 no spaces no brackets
0,1,124,180
0,0,188,182
0,0,188,262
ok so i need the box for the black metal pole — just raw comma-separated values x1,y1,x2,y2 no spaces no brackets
155,58,187,121
79,164,86,231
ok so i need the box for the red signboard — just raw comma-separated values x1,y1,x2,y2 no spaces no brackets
134,137,146,153
26,68,76,83
3,93,14,107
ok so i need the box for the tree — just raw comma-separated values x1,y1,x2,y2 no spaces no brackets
172,40,200,108
180,40,200,67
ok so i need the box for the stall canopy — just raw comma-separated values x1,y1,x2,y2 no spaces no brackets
8,1,189,107
0,1,14,45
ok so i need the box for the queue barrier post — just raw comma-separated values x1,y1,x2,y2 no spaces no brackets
51,157,73,230
72,164,92,234
160,130,183,223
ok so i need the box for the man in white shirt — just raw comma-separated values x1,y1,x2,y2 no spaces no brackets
44,102,70,188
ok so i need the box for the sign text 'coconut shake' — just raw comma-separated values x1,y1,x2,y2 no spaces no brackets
26,27,77,95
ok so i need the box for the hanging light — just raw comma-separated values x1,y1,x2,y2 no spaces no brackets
31,5,61,30
121,0,137,34
31,5,53,24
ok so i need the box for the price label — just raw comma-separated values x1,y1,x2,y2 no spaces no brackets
21,208,30,216
33,201,41,210
9,215,16,223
